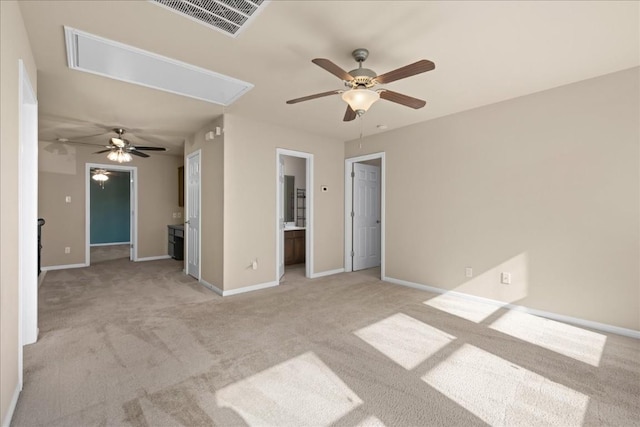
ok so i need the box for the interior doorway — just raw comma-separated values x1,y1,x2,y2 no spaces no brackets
345,152,385,278
85,163,137,265
276,149,313,282
185,150,201,280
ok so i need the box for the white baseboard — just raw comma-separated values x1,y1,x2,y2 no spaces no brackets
90,242,130,247
2,383,20,427
198,279,280,297
41,263,88,271
199,279,223,296
136,255,171,262
309,268,344,279
38,270,47,289
383,276,640,340
223,280,279,296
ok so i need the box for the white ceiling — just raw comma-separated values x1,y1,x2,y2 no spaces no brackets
19,1,640,153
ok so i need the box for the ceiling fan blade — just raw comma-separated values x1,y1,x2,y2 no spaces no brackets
374,60,435,84
93,149,113,154
129,150,150,158
311,59,354,82
379,90,426,109
286,90,341,104
130,146,167,151
343,106,357,122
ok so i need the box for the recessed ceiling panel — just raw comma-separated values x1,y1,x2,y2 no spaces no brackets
150,0,270,37
64,26,254,106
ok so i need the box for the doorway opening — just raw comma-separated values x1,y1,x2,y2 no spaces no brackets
85,163,137,265
276,149,313,282
345,152,385,278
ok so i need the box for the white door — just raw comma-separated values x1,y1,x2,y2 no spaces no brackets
352,163,381,271
278,155,285,280
186,151,201,278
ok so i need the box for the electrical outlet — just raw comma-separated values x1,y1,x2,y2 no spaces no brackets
500,272,511,285
465,267,473,278
64,247,71,254
172,213,177,218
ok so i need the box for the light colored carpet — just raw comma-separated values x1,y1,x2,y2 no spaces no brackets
90,244,130,264
11,258,640,426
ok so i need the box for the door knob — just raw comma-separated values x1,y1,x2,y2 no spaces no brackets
185,220,190,225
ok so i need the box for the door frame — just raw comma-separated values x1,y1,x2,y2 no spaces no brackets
85,163,138,264
18,60,38,388
344,152,385,276
185,149,201,280
276,148,314,281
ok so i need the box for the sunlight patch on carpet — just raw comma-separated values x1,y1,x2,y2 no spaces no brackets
489,310,606,366
354,415,386,426
422,344,589,426
216,351,362,426
355,313,456,370
424,293,505,323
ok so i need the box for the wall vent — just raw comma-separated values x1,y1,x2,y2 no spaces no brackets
151,0,270,38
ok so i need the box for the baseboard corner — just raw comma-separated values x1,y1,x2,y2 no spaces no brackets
1,383,21,427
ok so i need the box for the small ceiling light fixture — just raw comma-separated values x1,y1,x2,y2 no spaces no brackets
107,149,132,163
92,169,109,189
341,87,380,117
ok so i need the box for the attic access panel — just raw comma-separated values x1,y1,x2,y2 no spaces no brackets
150,0,270,37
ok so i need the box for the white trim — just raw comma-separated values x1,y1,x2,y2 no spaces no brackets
199,279,279,297
18,58,39,366
1,383,20,427
200,279,223,296
85,163,137,265
309,268,344,279
136,255,172,262
223,280,279,296
276,149,314,281
345,152,385,277
41,263,88,272
383,276,640,340
90,241,130,247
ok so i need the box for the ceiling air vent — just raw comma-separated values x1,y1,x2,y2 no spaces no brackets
151,0,270,38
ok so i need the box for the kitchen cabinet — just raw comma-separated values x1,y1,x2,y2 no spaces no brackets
284,229,305,265
168,224,184,260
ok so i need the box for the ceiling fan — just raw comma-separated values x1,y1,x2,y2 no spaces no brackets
286,48,435,121
94,128,167,163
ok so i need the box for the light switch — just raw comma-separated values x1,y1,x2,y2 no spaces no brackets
65,196,71,203
500,272,511,285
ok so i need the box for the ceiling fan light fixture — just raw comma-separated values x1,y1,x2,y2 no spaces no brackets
92,172,109,182
107,149,132,163
341,88,380,115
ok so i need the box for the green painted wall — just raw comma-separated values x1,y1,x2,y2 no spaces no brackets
90,171,130,244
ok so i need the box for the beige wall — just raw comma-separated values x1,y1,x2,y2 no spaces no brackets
0,1,37,422
346,67,639,330
185,116,224,288
223,114,344,290
39,144,184,266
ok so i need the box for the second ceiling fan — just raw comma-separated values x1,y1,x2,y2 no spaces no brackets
95,128,167,163
287,48,435,121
